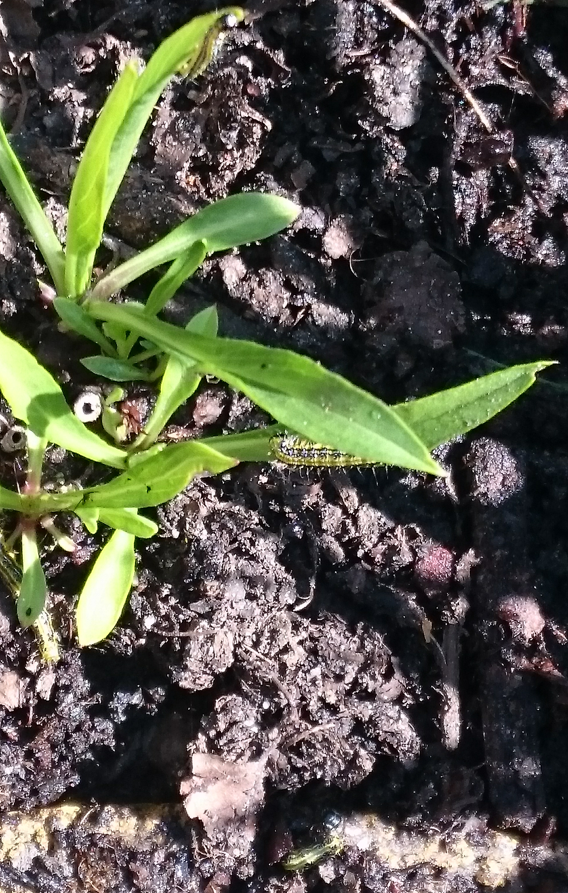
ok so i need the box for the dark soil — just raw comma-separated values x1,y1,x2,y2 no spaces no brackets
1,0,568,890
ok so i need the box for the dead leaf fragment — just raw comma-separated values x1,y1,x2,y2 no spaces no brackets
181,752,267,838
0,669,24,710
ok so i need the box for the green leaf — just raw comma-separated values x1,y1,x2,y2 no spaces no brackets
76,530,136,646
75,505,100,534
0,120,66,293
201,425,280,463
81,440,236,509
0,328,126,468
393,361,555,450
85,303,441,475
97,507,158,538
0,484,28,511
18,529,47,627
80,356,151,381
103,9,244,224
135,304,218,449
145,240,208,316
102,320,129,346
65,64,139,297
53,297,116,354
89,194,300,300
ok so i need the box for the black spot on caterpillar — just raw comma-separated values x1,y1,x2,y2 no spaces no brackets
270,433,376,467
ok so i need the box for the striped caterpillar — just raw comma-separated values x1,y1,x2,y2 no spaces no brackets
270,433,376,468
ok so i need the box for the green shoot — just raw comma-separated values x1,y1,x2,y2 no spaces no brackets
0,124,65,294
0,7,302,387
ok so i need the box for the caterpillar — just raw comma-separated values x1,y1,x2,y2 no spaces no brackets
178,10,241,79
0,543,60,664
270,433,376,468
282,835,344,871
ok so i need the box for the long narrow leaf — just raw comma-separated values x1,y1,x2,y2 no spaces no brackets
18,528,47,627
0,121,65,292
135,304,217,449
0,328,126,468
393,361,555,450
85,302,441,474
90,194,300,300
54,297,117,354
102,8,244,223
145,240,208,316
65,65,139,297
76,530,136,646
81,440,237,509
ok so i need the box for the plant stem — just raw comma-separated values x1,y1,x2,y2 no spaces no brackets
25,431,47,495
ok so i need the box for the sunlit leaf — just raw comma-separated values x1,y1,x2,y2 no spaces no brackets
0,328,126,468
102,9,244,223
82,440,236,509
0,120,65,292
85,302,441,475
76,530,136,646
90,194,300,300
393,361,555,449
65,64,138,297
17,529,47,627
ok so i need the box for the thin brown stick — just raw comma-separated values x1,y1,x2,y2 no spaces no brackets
372,0,494,133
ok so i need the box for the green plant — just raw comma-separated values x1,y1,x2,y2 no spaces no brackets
0,8,554,654
0,7,299,382
0,320,551,651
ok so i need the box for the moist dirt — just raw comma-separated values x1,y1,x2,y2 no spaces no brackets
1,0,568,890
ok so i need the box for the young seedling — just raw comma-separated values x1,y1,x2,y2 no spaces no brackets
0,8,300,382
0,9,555,657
